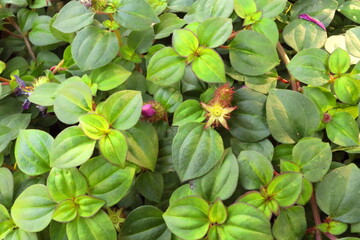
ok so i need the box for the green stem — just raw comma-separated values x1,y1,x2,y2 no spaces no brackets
52,59,65,74
276,42,298,91
109,13,122,48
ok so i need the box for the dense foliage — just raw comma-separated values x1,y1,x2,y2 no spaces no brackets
1,0,360,239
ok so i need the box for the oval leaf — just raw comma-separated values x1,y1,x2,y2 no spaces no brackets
11,184,56,232
98,129,127,168
50,126,96,168
172,122,224,182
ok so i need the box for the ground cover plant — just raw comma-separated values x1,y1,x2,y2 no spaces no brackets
0,0,360,239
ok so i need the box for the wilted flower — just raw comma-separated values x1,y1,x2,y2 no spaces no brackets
141,101,167,122
14,75,49,110
201,83,236,130
298,14,326,31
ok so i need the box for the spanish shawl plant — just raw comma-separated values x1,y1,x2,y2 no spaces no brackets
1,0,360,239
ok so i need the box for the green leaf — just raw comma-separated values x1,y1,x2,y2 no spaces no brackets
99,90,142,130
0,204,15,239
79,113,110,140
135,171,164,203
17,8,38,33
266,89,321,144
28,83,59,106
154,13,186,39
52,1,94,33
236,191,273,218
29,16,62,46
228,88,269,142
80,156,135,207
267,172,303,207
54,81,93,124
50,221,67,240
222,202,273,240
272,206,307,240
50,126,96,168
255,0,287,18
184,0,234,23
197,17,232,48
328,48,351,74
0,113,31,133
47,167,88,202
316,164,360,223
91,63,132,91
297,178,313,205
283,19,327,52
192,149,239,202
290,0,338,27
287,48,330,85
229,30,279,76
338,1,360,24
11,184,56,232
172,122,224,181
66,211,116,240
172,29,199,57
209,199,227,224
234,0,257,18
0,127,17,152
4,228,37,240
154,87,183,113
334,76,360,105
173,100,205,126
53,199,77,223
302,86,336,113
120,206,170,240
123,121,158,171
50,14,76,43
115,0,159,31
163,196,210,240
233,139,273,160
98,129,127,168
146,47,186,86
252,18,278,47
191,48,226,83
15,129,53,176
0,168,13,208
238,150,273,190
292,137,332,182
75,195,105,218
326,112,359,146
345,27,360,58
71,26,118,70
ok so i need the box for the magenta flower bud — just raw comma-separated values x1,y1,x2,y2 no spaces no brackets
141,104,156,118
299,14,326,31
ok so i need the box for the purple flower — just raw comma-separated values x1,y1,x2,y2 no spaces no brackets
141,104,156,118
299,14,326,31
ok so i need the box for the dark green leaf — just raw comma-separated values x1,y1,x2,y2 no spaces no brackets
184,0,234,23
197,17,232,48
287,48,329,85
135,171,164,203
229,30,279,76
338,1,360,24
172,122,224,181
272,206,307,240
0,168,13,208
316,164,360,223
91,63,131,91
71,26,118,70
173,100,205,126
266,89,321,144
326,112,359,146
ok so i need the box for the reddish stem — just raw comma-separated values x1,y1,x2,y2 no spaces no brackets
219,45,229,49
324,232,337,240
0,76,11,83
311,191,322,240
228,30,242,40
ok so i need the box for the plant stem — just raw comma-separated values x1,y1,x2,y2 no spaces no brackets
0,76,11,82
51,59,65,74
276,42,298,91
311,191,322,240
324,232,337,240
8,17,36,61
2,27,22,38
109,14,122,48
